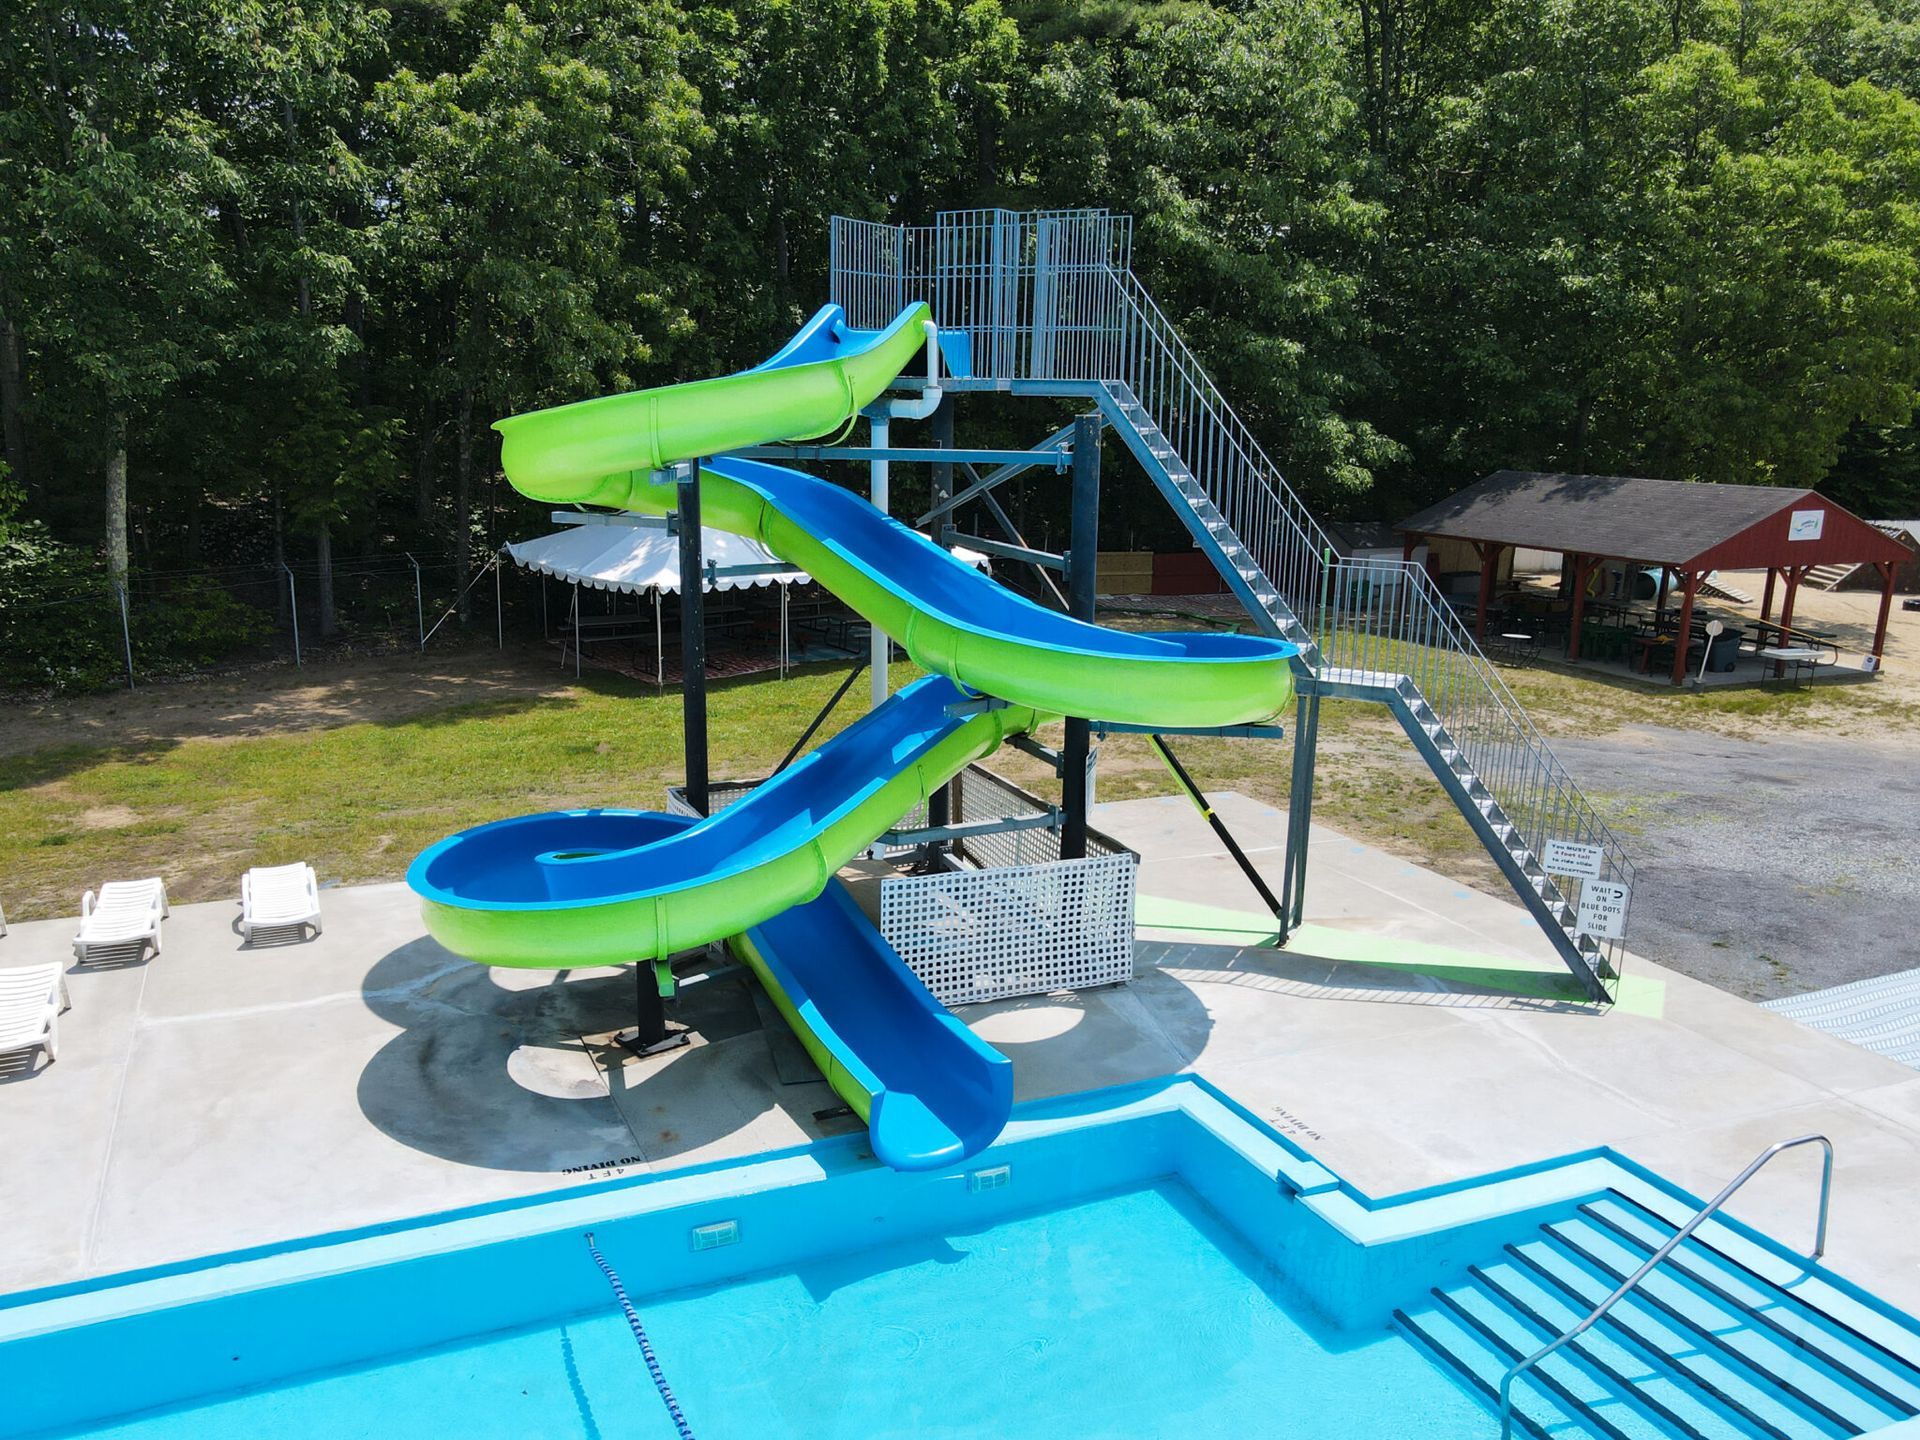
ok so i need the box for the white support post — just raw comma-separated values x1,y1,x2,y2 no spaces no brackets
869,412,890,710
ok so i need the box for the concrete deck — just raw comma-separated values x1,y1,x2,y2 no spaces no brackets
4,792,1918,1315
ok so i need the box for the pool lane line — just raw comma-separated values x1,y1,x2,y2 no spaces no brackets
583,1231,696,1439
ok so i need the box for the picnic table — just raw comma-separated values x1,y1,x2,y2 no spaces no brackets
1746,617,1837,650
1757,645,1830,687
1633,630,1703,675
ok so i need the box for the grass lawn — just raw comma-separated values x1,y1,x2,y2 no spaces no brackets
0,622,1908,924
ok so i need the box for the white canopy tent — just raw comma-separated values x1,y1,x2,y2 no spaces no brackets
505,521,992,683
506,523,808,681
506,524,809,596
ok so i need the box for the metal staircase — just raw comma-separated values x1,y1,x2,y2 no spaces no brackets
831,208,1633,1000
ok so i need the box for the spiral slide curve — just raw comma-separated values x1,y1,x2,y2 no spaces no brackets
407,305,1296,1168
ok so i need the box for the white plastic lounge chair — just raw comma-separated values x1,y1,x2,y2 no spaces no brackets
72,877,168,964
0,962,70,1070
241,863,322,943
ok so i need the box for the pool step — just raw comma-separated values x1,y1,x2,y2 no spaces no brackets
1395,1192,1920,1437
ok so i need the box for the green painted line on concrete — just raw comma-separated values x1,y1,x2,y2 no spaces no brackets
1135,894,1279,946
1135,894,1665,1012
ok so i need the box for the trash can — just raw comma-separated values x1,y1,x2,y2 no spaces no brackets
1705,630,1740,672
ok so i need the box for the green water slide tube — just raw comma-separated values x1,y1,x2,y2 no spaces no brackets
494,302,935,506
409,676,1038,968
493,305,1298,728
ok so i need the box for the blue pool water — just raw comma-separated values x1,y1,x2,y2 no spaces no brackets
68,1179,1487,1440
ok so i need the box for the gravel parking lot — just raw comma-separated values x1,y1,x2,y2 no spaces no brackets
1555,724,1919,1000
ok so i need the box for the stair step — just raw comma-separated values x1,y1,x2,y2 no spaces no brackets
1510,1236,1848,1439
1470,1259,1752,1440
1395,1301,1605,1439
1428,1285,1673,1439
1582,1195,1920,1415
1546,1215,1903,1434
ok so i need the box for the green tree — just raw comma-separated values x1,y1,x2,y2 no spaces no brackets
374,0,703,598
4,2,237,576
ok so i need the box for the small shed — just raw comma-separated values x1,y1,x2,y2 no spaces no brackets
1396,471,1909,682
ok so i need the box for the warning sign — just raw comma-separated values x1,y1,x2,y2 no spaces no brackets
1576,881,1631,940
1543,840,1605,879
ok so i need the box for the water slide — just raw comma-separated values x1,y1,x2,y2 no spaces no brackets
408,303,1296,1168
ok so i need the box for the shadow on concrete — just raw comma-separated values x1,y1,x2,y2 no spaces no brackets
0,1048,47,1084
587,966,872,1168
1145,938,1602,1015
964,962,1217,1084
356,936,655,1172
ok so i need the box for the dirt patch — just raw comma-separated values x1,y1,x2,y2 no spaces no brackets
78,805,139,829
0,643,577,759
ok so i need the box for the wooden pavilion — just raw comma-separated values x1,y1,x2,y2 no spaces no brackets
1397,471,1908,683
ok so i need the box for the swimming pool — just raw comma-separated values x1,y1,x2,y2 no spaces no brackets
5,1078,1919,1438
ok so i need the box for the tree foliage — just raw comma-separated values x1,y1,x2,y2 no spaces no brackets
1,0,1916,618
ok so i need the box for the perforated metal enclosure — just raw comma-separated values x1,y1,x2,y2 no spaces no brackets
668,765,1138,1007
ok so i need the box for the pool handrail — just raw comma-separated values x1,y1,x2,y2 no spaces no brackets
1496,1133,1835,1438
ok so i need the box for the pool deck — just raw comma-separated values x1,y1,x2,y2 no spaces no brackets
4,790,1918,1313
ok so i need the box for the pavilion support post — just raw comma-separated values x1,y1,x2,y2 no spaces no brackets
1670,570,1701,685
1402,535,1417,564
1872,561,1896,665
1473,541,1501,645
1761,567,1777,621
1776,564,1805,679
678,467,708,814
1567,554,1595,660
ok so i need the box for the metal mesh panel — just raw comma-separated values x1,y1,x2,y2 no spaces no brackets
665,765,1139,1006
880,851,1136,1007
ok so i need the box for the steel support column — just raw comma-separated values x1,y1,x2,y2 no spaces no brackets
928,395,956,837
1283,688,1321,931
677,467,708,815
1061,414,1100,860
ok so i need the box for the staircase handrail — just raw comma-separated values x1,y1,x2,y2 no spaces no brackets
1329,556,1635,866
1496,1135,1835,1439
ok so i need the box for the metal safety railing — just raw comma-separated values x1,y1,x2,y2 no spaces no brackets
1497,1135,1835,1438
1319,557,1635,984
831,209,1635,981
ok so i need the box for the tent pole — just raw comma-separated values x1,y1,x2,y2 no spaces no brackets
572,582,580,677
780,582,789,679
655,589,663,688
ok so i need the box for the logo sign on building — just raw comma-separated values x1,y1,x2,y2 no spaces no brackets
1543,839,1606,879
1788,509,1825,542
1576,881,1631,940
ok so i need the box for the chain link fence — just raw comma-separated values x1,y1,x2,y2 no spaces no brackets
0,548,512,696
